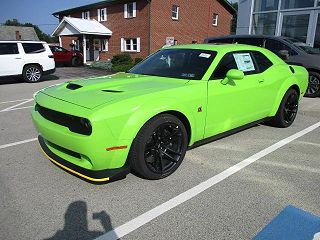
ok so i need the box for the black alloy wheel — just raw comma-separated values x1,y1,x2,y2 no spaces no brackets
282,91,298,125
305,71,320,97
129,114,188,180
144,122,183,174
267,88,299,128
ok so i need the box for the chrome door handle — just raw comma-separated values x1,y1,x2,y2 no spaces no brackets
15,57,22,59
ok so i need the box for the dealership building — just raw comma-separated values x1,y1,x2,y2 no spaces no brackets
236,0,320,48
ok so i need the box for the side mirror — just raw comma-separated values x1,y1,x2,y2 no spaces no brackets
279,50,289,60
221,69,244,84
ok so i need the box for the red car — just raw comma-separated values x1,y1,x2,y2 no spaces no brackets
49,46,83,67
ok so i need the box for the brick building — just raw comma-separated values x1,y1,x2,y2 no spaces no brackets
52,0,235,63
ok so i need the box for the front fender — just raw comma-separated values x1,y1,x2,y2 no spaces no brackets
118,97,198,146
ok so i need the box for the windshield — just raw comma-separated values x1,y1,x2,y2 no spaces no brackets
284,38,320,54
129,49,217,80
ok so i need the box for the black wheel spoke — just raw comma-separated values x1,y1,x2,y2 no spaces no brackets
160,149,178,163
144,121,184,174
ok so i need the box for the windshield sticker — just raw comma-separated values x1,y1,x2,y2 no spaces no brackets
181,73,196,78
233,53,255,72
199,53,211,58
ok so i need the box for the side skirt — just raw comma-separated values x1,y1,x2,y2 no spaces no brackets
188,117,272,150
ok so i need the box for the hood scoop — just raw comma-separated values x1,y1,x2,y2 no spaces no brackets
102,89,123,93
66,83,83,90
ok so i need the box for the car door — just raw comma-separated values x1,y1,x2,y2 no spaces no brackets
0,42,24,76
204,51,266,138
52,46,65,62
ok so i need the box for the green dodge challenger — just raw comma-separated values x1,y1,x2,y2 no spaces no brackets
32,44,308,182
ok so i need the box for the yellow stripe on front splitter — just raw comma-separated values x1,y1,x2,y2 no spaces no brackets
39,145,109,182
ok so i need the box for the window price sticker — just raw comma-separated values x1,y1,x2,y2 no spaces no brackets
233,53,255,72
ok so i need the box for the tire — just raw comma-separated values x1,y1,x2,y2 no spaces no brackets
267,88,299,128
129,114,188,180
71,57,80,67
305,71,320,98
22,65,42,83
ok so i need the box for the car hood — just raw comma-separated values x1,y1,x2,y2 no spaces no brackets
40,73,189,109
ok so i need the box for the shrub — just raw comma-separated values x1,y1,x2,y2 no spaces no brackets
134,58,143,65
89,61,113,71
111,53,133,65
112,64,134,73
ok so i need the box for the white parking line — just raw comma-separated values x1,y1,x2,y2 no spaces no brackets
0,98,32,104
0,106,33,113
95,121,320,240
0,99,33,112
0,138,37,150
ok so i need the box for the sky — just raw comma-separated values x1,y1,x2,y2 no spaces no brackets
0,0,102,34
0,0,237,35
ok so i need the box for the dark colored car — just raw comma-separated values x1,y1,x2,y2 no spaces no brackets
49,46,83,67
204,35,320,97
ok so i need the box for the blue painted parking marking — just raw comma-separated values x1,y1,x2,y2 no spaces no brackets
253,205,320,240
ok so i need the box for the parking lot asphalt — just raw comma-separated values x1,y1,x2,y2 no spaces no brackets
0,68,319,240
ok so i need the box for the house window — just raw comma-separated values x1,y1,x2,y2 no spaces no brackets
124,2,137,18
212,13,218,26
121,38,141,52
82,11,90,19
101,39,108,51
98,8,107,21
172,5,179,20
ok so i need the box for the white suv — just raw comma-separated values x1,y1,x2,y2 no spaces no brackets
0,41,55,82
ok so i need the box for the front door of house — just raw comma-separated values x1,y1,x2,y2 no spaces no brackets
85,39,90,61
93,39,100,61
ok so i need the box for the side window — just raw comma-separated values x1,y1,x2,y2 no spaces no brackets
211,53,238,79
265,39,297,56
234,38,264,47
252,51,273,72
208,38,233,44
22,43,45,54
211,52,257,79
0,43,19,55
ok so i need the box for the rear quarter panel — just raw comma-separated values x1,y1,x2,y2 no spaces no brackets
269,64,308,116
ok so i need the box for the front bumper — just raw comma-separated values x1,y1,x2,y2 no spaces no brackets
38,135,130,182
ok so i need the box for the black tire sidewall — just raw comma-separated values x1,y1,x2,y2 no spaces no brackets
305,71,320,98
22,65,42,83
130,114,188,180
276,89,299,128
71,57,80,67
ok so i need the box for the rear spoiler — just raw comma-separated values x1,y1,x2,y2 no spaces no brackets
286,62,304,67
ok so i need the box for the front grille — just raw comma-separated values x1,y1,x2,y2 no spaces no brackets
36,104,92,135
47,140,81,159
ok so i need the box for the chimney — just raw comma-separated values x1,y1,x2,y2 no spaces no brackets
15,31,21,40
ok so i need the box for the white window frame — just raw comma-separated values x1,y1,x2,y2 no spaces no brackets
212,13,219,26
82,11,90,19
98,8,107,22
172,5,179,20
124,2,137,18
121,37,140,52
100,39,108,51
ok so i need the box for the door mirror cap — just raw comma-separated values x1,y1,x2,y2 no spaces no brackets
221,69,244,84
279,50,289,60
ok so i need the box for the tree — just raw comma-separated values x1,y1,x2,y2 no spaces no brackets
4,19,57,43
230,2,238,34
